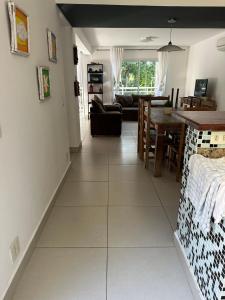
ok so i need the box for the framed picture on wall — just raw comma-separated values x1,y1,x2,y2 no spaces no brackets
8,1,30,56
37,67,51,101
47,29,57,63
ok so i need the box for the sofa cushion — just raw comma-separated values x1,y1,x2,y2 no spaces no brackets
115,95,133,107
91,99,105,113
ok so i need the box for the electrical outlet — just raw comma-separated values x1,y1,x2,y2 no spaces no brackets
9,236,20,264
210,132,225,145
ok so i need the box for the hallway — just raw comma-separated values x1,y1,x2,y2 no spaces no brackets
12,122,193,300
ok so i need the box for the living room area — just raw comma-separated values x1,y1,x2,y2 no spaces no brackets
72,24,225,143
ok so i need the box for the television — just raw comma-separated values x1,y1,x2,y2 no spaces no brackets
194,79,208,97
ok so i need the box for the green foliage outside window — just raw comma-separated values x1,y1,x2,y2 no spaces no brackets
120,60,156,89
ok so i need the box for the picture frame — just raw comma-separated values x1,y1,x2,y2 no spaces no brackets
47,29,57,63
73,46,78,65
8,1,30,56
37,67,51,101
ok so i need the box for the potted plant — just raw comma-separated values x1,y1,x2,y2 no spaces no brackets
164,99,173,114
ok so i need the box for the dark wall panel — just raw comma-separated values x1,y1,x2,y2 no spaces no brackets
57,4,225,28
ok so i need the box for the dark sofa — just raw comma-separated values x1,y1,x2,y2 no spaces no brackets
113,94,140,121
90,99,122,136
113,94,168,121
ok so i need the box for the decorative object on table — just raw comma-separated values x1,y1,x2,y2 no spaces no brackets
37,66,51,101
87,63,104,118
47,29,57,63
8,1,30,56
74,80,80,97
73,46,78,65
89,84,94,93
158,18,185,52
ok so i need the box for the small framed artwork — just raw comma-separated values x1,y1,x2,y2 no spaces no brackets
37,67,51,101
47,29,57,63
73,46,78,65
8,1,30,56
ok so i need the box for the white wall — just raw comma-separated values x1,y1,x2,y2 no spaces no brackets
165,49,189,98
61,26,81,148
185,32,225,110
82,48,188,110
0,0,78,298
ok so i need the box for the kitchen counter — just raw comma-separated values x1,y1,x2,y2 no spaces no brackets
174,111,225,131
174,114,225,300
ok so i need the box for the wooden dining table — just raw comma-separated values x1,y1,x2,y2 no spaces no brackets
149,108,186,178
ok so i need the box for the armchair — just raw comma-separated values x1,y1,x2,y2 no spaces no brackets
90,100,122,136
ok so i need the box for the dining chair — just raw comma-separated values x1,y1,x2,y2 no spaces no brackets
143,96,170,169
166,123,186,181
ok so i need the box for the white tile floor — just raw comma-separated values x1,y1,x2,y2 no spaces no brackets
12,121,194,300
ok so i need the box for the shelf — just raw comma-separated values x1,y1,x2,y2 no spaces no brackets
88,72,103,74
88,92,103,95
88,82,103,84
87,64,103,66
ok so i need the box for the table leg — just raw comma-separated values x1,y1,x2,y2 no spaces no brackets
154,131,165,177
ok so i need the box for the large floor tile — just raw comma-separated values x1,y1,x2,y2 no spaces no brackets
55,181,108,206
109,181,160,206
37,207,107,247
109,165,152,182
108,206,174,247
164,205,179,230
152,175,181,206
71,152,108,166
66,164,108,182
110,143,138,153
13,248,106,300
82,137,115,153
107,248,194,300
109,151,141,165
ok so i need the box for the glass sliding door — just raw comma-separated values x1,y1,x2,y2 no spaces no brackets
119,60,156,95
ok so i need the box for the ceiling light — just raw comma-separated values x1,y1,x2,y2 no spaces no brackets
158,18,185,52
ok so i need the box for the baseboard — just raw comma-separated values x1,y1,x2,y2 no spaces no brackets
2,162,71,300
70,143,82,153
174,232,205,300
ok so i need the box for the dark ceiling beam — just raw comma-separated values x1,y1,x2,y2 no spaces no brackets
57,4,225,28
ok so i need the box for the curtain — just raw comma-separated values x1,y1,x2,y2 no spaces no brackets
110,47,124,93
155,52,168,96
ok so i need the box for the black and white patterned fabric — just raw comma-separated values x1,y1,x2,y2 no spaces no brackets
177,126,225,300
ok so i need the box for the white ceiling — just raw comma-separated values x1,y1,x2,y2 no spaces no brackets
81,28,225,48
55,0,225,7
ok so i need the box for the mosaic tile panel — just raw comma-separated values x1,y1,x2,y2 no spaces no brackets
177,126,225,300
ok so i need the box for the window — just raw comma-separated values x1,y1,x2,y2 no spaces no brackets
119,60,156,95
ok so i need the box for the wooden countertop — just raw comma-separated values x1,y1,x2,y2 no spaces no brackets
173,111,225,131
